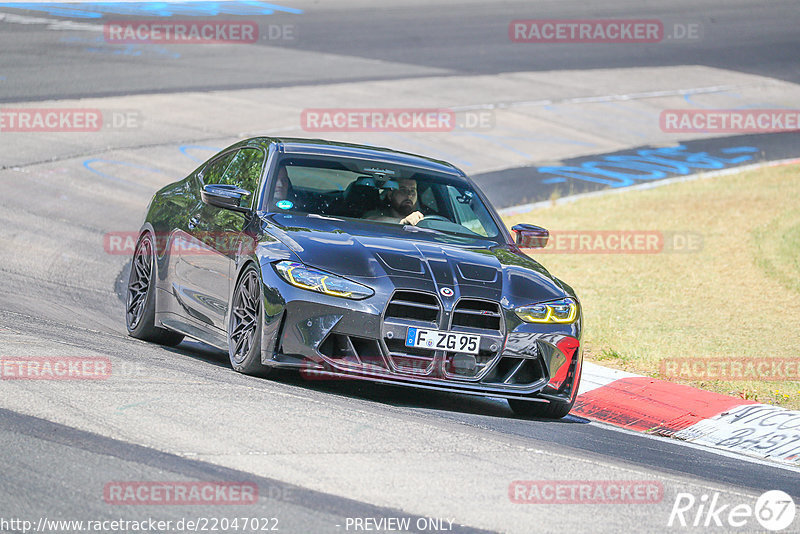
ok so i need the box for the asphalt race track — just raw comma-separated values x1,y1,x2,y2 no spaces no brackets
1,1,799,533
2,0,800,101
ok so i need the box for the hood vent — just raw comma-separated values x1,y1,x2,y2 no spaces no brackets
457,262,498,283
376,252,424,274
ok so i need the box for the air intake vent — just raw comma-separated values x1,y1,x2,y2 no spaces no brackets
452,299,501,331
384,337,435,374
481,356,546,386
385,291,440,323
318,334,386,368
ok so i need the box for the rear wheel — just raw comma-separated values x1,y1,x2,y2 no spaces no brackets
126,233,184,346
228,265,271,376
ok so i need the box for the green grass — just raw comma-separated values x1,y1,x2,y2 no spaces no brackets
754,208,800,295
502,163,800,409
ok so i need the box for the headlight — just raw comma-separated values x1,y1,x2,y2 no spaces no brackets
273,261,374,300
515,298,578,324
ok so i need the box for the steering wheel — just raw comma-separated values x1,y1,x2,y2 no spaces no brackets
420,215,450,222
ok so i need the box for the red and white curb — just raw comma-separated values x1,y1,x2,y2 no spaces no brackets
576,362,800,466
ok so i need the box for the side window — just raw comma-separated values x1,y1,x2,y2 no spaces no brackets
201,151,236,186
219,148,265,193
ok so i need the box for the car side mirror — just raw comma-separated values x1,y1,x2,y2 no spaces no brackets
201,184,251,213
512,223,549,248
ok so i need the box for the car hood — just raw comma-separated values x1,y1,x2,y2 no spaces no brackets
263,213,569,305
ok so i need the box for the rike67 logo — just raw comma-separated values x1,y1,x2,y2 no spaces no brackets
668,490,796,531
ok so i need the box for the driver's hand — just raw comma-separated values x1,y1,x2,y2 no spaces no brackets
399,211,424,226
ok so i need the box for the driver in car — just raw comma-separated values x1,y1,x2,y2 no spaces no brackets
364,178,425,225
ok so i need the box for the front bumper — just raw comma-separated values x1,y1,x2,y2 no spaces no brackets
260,282,582,404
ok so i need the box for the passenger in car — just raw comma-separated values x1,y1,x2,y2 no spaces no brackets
363,178,425,225
273,166,293,201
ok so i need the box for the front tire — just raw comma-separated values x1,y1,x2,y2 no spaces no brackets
126,232,184,346
228,265,271,376
508,397,575,419
509,362,582,419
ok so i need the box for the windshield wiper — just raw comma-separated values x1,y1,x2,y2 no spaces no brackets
307,213,344,221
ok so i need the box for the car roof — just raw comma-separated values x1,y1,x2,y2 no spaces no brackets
244,137,466,178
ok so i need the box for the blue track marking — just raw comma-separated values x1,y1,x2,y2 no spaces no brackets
82,158,168,189
537,144,759,187
0,2,302,19
179,144,221,162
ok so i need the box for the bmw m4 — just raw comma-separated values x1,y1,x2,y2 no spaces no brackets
126,137,583,418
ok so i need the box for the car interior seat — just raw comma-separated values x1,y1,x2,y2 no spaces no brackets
342,176,381,218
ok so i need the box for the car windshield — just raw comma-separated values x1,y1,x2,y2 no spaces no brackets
264,155,502,239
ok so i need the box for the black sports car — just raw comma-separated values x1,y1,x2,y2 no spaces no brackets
126,138,582,418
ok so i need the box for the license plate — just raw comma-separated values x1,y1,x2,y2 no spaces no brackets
405,327,480,354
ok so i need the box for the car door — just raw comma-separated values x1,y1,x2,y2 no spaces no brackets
172,147,265,332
